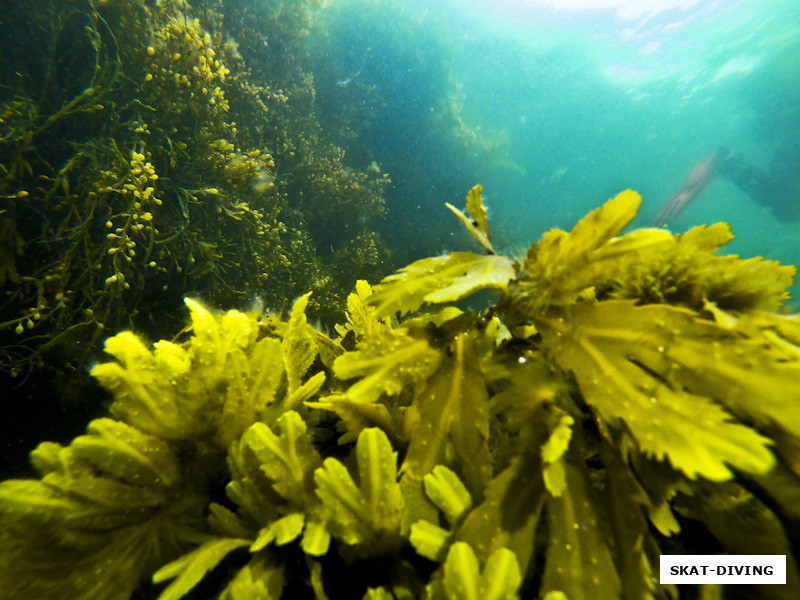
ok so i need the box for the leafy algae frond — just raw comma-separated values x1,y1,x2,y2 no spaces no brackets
1,185,800,599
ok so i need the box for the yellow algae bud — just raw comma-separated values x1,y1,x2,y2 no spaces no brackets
147,46,155,56
105,275,118,286
105,220,113,228
145,73,153,82
141,212,153,221
149,261,157,267
14,323,24,334
205,188,219,194
172,52,181,61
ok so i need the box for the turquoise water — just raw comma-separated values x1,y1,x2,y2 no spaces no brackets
312,0,800,300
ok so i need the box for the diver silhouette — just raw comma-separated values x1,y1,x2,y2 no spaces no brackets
652,139,800,226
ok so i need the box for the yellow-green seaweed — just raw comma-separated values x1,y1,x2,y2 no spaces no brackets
0,0,389,385
1,186,799,599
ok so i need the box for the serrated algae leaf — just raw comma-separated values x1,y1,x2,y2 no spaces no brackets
423,466,473,526
314,427,404,555
0,418,206,600
70,418,180,489
409,467,474,561
220,555,285,600
154,538,251,600
442,543,521,600
282,292,318,393
333,328,442,404
508,190,641,315
609,223,795,311
244,411,322,504
537,300,777,481
368,252,515,318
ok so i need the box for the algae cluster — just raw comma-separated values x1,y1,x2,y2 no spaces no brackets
0,0,389,384
1,185,799,600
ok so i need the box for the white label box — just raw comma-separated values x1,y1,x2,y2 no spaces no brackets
660,555,786,584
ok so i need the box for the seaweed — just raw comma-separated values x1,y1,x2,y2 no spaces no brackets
0,0,389,388
1,186,799,599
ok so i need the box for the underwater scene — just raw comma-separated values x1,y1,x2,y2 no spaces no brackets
1,0,799,598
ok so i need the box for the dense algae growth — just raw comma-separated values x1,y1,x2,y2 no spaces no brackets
0,0,401,478
1,186,799,600
0,0,389,384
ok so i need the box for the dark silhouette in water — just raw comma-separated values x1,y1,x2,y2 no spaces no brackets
653,139,800,226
